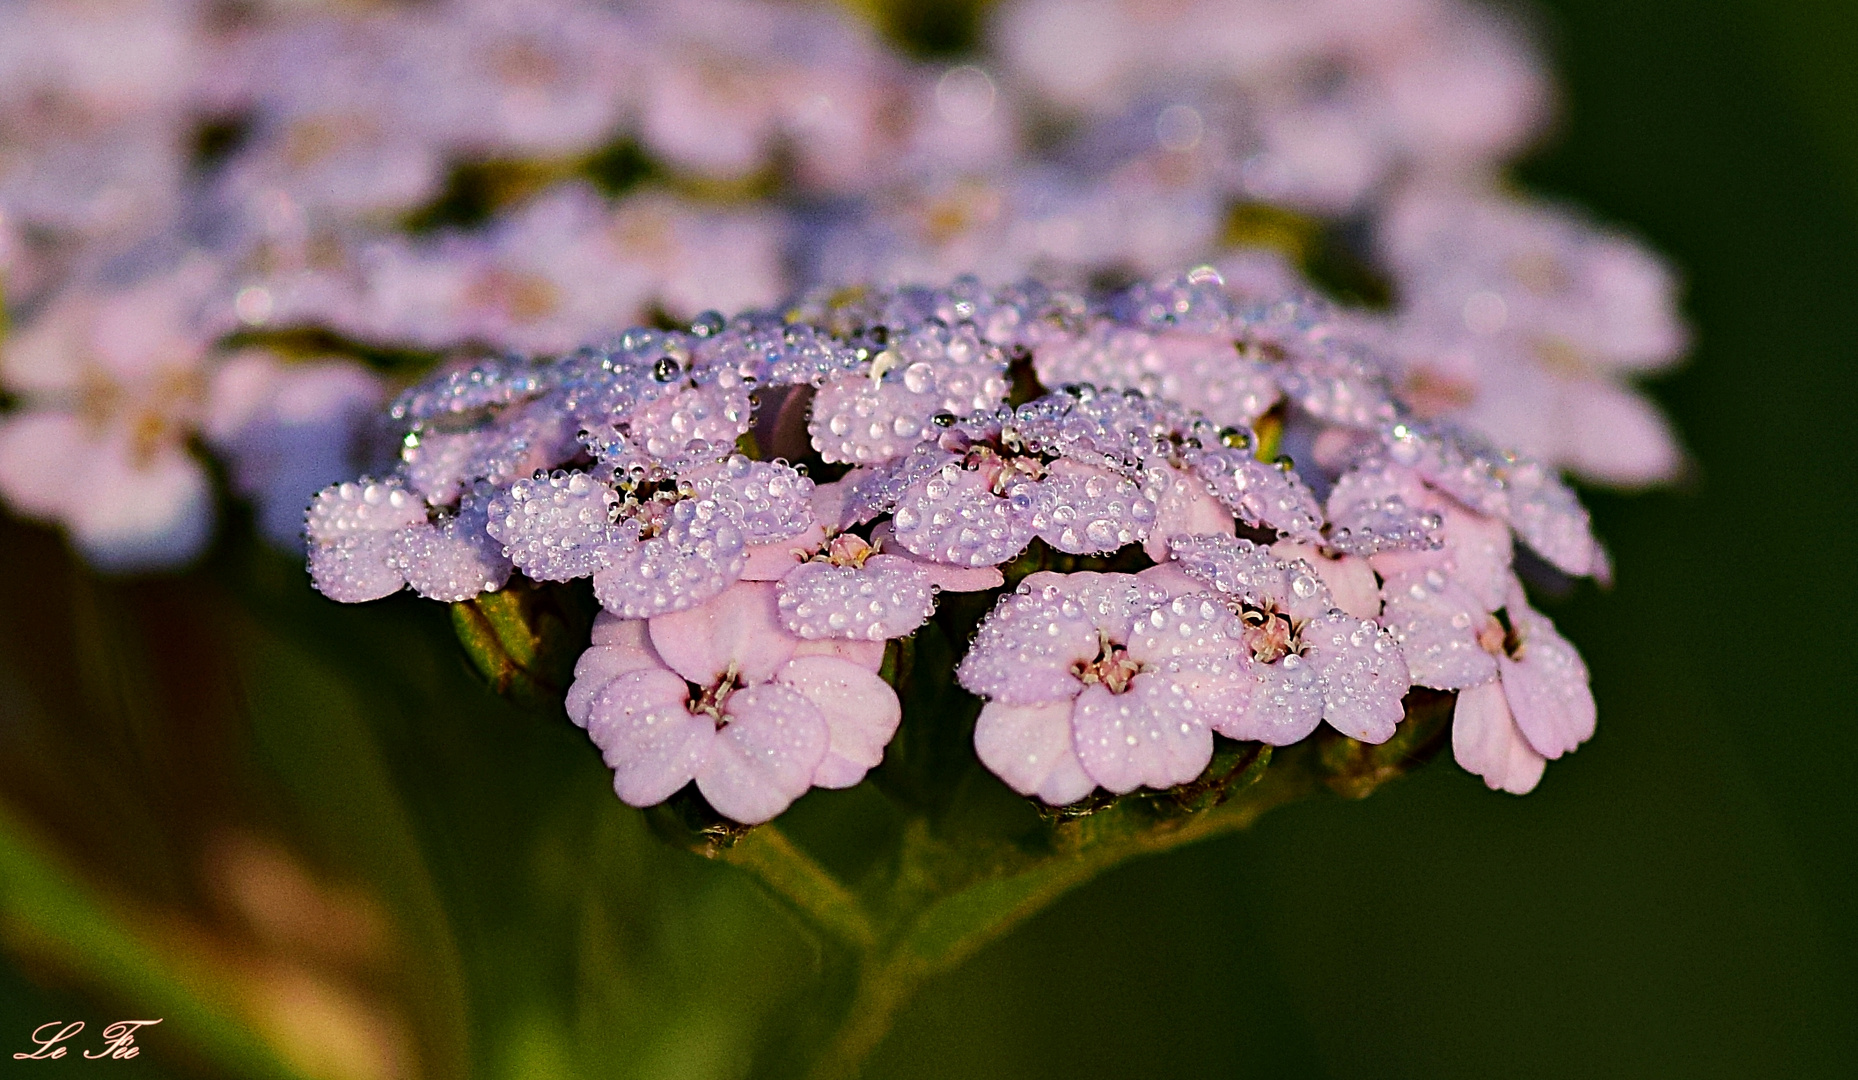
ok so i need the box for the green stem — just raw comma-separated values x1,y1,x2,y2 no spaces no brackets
894,751,1318,978
802,958,925,1080
700,717,1446,1079
795,747,1327,1078
711,825,877,952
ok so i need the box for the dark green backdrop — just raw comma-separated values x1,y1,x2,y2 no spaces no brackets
2,0,1854,1076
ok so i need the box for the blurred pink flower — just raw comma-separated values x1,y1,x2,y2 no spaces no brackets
1381,183,1687,486
0,258,226,569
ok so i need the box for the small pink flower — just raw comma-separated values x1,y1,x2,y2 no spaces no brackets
1166,535,1411,746
958,571,1248,803
1448,583,1596,794
773,523,1002,641
568,582,902,823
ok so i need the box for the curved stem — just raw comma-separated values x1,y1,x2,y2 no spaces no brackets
801,959,924,1080
790,748,1327,1078
712,824,876,952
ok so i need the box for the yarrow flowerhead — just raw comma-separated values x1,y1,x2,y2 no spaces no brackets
301,269,1611,822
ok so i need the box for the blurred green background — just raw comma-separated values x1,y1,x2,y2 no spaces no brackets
3,0,1856,1076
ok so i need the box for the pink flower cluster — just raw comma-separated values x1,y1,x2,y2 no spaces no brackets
299,271,1609,822
1,0,1665,824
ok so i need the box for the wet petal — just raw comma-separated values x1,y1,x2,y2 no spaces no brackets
586,668,712,808
1214,657,1324,745
776,555,935,640
1379,570,1500,690
973,700,1096,805
891,458,1038,567
1071,678,1215,794
591,502,747,618
1273,540,1380,619
566,644,666,728
776,655,902,788
957,571,1165,705
1144,465,1234,561
1451,679,1546,794
1183,445,1324,542
309,533,405,603
1305,611,1411,744
699,684,830,824
1031,458,1156,556
484,471,623,582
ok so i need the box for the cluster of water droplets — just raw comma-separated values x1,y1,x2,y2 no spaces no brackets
776,556,936,642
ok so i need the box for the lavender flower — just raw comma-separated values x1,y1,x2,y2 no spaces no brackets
0,259,228,570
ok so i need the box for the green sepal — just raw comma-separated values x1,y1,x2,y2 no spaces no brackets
1317,687,1457,799
449,578,597,708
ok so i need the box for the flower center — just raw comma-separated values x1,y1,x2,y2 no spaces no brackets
615,478,690,538
959,441,1047,495
1476,610,1526,661
687,666,742,727
1235,337,1287,365
815,532,879,568
1073,631,1144,694
1240,604,1300,664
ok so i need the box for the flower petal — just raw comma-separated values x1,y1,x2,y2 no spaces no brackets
1273,540,1380,619
1379,570,1500,690
957,571,1165,705
1031,458,1156,556
792,635,887,671
699,684,830,824
973,700,1096,805
66,439,215,571
1213,657,1324,745
776,655,902,788
309,534,405,603
1499,601,1595,759
1451,679,1546,794
566,645,666,728
0,411,87,518
586,668,712,809
1143,465,1234,562
1305,611,1411,744
1071,678,1214,794
1558,377,1684,488
741,525,824,581
649,581,797,686
589,611,650,648
776,555,935,640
